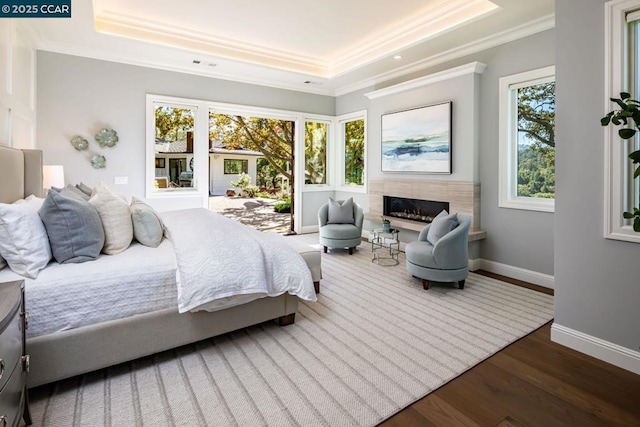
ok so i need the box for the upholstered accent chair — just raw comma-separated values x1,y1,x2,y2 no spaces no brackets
405,213,470,290
318,198,364,255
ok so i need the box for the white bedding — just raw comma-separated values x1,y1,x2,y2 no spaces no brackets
0,208,316,339
161,208,317,313
0,239,179,339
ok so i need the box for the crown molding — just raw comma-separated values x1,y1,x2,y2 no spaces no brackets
93,10,330,77
328,0,499,77
335,13,555,97
364,61,487,99
34,42,336,96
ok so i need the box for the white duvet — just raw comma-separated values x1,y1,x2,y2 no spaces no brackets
161,208,317,313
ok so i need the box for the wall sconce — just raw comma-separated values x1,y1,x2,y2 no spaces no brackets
43,165,65,190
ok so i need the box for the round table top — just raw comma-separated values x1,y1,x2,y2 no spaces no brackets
373,228,399,234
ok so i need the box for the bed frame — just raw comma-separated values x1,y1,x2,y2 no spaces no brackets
0,145,298,387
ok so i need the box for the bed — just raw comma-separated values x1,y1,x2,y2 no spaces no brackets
0,145,319,387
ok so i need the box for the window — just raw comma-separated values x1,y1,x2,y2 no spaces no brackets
150,100,198,192
304,120,329,185
499,66,555,212
223,159,248,174
338,111,367,191
604,0,640,242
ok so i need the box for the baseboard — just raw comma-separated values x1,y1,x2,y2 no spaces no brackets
468,258,482,272
551,323,640,375
301,225,319,234
478,259,554,289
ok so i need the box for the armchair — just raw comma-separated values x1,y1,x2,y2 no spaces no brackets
318,199,364,255
405,214,470,290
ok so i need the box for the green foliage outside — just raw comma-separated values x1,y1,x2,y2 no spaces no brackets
516,81,556,199
304,122,327,184
273,197,291,213
210,113,294,182
230,172,259,197
344,119,365,186
517,146,555,198
155,106,193,142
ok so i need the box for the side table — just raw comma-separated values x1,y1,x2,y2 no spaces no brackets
371,228,400,266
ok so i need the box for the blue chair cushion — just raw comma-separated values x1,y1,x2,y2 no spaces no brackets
319,223,361,240
427,210,458,245
405,240,439,269
327,197,354,224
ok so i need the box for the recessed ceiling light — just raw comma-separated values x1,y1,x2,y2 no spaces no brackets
393,55,402,60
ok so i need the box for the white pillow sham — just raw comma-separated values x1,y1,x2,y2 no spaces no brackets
0,195,52,278
89,183,133,255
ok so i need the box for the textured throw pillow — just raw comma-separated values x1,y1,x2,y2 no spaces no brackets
0,196,52,278
89,183,133,254
327,198,354,224
426,210,459,245
130,197,164,248
53,184,90,201
39,190,105,263
76,182,93,197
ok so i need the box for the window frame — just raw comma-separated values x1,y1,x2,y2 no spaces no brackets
146,95,205,198
302,115,333,191
337,110,367,194
605,0,640,243
498,65,556,213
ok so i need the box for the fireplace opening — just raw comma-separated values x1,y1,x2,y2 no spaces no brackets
383,196,450,224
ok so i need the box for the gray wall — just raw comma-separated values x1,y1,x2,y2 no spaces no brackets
337,30,556,276
555,0,640,351
36,51,334,212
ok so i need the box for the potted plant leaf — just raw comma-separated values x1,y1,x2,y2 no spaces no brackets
601,92,640,231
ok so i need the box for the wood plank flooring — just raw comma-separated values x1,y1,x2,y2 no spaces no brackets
380,271,640,427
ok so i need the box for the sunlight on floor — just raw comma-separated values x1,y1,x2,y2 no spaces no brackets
208,196,291,234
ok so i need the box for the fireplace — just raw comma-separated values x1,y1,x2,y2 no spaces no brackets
383,196,450,224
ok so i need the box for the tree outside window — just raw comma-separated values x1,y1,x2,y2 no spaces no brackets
344,119,365,186
516,81,555,199
499,66,555,212
304,121,328,185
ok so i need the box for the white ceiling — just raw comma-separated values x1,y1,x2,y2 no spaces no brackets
22,0,555,96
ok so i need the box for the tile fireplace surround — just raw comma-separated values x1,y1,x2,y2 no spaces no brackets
368,177,485,241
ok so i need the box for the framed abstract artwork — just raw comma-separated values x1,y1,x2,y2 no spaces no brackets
381,101,452,173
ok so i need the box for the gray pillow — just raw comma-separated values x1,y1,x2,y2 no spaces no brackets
327,198,354,224
130,197,164,247
426,210,459,245
39,190,105,263
53,184,90,201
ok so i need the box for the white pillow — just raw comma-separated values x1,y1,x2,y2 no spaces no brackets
89,183,133,255
130,197,164,247
0,195,52,278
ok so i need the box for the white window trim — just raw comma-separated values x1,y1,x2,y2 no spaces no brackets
605,0,640,243
145,94,206,200
336,110,367,194
498,65,555,213
302,115,334,191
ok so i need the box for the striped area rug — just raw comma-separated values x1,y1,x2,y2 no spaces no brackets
29,234,554,426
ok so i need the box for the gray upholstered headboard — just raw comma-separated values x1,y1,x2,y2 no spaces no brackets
0,145,43,204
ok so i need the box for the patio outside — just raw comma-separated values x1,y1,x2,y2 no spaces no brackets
208,195,292,234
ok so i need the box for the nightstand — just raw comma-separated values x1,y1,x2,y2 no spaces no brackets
0,280,31,426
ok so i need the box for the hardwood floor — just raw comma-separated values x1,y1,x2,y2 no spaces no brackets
380,271,640,427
